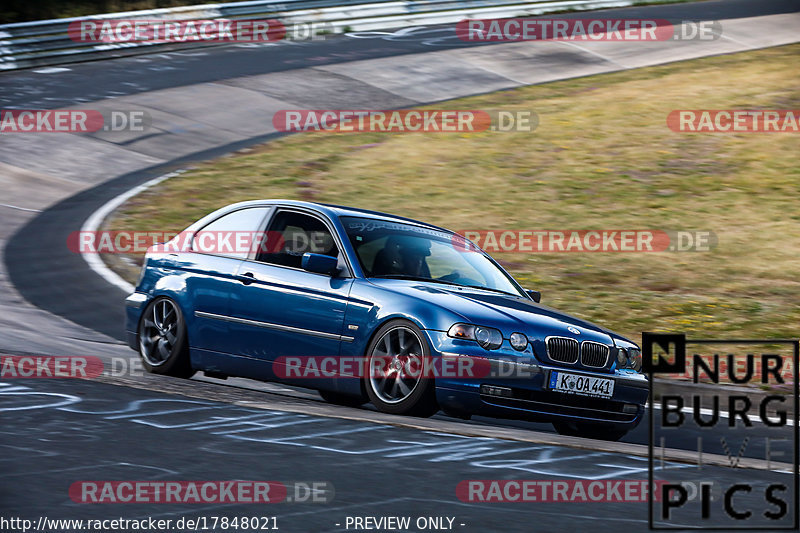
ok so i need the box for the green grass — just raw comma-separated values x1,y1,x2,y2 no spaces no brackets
107,44,800,343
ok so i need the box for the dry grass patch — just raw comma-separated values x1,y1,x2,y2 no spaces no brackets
107,44,800,341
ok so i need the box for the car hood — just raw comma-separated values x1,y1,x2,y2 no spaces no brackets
368,278,630,345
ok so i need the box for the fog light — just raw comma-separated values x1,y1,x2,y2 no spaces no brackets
480,384,513,397
510,332,528,351
623,403,639,414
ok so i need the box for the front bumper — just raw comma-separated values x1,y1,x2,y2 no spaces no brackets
124,292,149,351
425,330,649,428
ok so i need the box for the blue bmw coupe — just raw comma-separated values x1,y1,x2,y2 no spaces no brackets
125,200,648,440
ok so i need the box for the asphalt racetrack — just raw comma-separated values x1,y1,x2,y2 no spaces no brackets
1,0,799,530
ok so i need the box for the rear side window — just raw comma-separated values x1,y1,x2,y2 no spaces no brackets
192,207,270,259
256,210,339,269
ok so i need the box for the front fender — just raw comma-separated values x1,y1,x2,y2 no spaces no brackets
339,279,466,359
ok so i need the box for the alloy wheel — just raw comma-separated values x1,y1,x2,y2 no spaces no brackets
369,326,425,404
139,298,180,367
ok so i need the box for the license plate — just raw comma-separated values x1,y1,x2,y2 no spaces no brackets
549,371,614,399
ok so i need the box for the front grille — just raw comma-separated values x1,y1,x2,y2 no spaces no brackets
546,337,579,364
581,341,610,368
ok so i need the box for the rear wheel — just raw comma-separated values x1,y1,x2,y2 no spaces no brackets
138,297,195,378
364,320,438,417
552,420,628,441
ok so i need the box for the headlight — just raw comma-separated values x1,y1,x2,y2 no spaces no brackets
629,348,642,371
448,323,475,340
509,332,528,351
616,347,628,367
475,326,503,350
136,256,149,288
447,323,503,350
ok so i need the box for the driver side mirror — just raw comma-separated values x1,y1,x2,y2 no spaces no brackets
525,289,541,303
302,253,339,275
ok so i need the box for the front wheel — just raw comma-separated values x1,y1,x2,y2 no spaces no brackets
138,297,195,378
364,320,438,417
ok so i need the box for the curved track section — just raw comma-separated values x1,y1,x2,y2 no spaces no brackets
3,0,798,354
5,132,286,341
1,4,798,527
0,0,798,453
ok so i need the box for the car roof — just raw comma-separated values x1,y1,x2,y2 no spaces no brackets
320,203,451,231
223,199,452,233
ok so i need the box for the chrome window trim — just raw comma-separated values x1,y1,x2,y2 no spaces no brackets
253,206,355,278
189,205,274,259
195,311,354,343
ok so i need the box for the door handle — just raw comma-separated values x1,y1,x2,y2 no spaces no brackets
238,272,255,285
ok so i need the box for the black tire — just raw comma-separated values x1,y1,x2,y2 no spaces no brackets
318,389,367,407
552,420,628,441
364,320,438,417
138,297,195,378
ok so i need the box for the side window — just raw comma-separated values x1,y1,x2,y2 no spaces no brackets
256,210,339,269
192,207,270,259
353,236,387,275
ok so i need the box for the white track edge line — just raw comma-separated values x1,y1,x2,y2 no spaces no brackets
80,170,185,294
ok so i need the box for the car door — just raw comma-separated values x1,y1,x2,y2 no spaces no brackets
177,205,272,357
227,208,354,371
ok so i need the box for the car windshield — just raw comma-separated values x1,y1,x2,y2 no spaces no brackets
340,216,524,297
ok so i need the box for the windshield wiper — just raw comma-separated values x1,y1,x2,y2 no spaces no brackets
371,274,519,297
370,274,459,287
458,285,520,297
